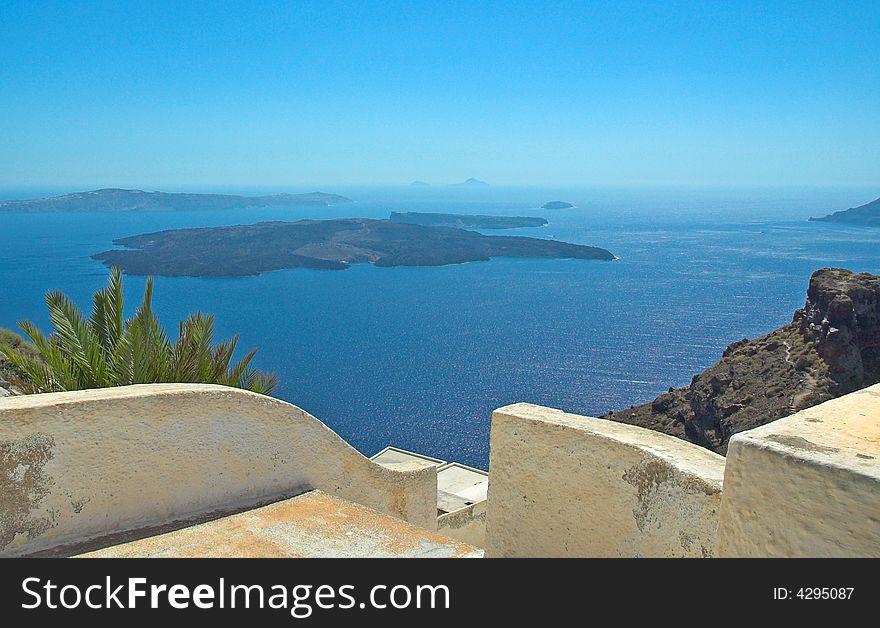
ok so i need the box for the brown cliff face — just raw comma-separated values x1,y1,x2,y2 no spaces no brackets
795,268,880,392
606,268,880,454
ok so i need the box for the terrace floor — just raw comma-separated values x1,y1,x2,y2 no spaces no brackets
76,491,483,558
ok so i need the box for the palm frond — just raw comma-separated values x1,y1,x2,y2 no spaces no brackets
5,270,277,396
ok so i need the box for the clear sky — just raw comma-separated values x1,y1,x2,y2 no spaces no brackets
1,0,878,188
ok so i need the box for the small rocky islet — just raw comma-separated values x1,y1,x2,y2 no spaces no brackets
541,201,574,210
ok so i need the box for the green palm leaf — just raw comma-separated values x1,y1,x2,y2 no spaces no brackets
3,268,277,396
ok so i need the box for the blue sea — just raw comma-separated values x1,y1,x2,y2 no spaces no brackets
2,185,879,468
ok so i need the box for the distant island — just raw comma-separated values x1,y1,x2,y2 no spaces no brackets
406,178,489,187
452,178,489,187
541,201,574,210
389,212,547,229
93,218,614,277
0,188,353,213
809,196,880,225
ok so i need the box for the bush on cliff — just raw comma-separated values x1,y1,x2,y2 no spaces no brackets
0,327,42,392
1,268,277,395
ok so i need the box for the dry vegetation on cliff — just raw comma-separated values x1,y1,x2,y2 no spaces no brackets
0,328,39,395
607,268,880,454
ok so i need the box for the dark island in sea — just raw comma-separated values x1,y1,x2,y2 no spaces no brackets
93,218,614,277
0,188,353,213
541,201,574,210
607,268,880,454
809,196,880,225
389,211,547,229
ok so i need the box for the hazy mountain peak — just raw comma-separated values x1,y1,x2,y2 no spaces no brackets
452,178,489,187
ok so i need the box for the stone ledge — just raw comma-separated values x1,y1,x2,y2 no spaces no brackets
486,403,724,557
718,384,880,557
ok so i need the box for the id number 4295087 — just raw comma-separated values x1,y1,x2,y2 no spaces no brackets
773,588,854,600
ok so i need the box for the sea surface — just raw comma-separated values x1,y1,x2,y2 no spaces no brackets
2,185,879,468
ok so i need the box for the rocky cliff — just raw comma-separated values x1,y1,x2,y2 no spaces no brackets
607,268,880,454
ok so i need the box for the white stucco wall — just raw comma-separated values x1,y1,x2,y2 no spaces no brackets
718,384,880,557
0,384,437,557
438,501,487,548
485,403,725,557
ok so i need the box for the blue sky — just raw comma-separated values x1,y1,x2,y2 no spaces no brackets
1,0,878,188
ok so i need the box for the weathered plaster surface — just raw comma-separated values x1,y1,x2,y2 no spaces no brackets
0,433,55,549
78,490,481,558
0,384,437,557
485,403,725,557
438,501,486,548
718,384,880,557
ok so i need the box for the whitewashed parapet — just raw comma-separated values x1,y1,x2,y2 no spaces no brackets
718,384,880,557
438,501,487,548
485,403,725,557
0,384,437,557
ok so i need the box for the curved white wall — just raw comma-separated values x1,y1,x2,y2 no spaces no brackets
0,384,437,557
